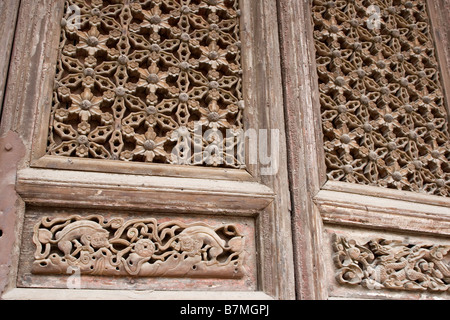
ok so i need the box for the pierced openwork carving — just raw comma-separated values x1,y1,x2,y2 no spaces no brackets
47,0,244,168
333,234,450,292
32,215,245,279
312,0,450,196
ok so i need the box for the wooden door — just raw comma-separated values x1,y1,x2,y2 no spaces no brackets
0,0,295,300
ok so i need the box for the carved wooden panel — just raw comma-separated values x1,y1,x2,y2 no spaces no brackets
47,0,244,168
332,234,450,293
18,208,256,291
32,215,245,278
312,0,450,196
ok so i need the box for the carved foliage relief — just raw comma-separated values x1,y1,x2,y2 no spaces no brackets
32,215,245,278
47,0,244,168
312,0,450,196
333,234,450,293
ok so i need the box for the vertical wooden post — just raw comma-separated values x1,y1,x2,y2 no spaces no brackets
277,0,328,300
0,0,20,120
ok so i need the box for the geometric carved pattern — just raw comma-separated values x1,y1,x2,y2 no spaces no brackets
332,234,450,292
47,0,244,168
312,0,450,196
32,215,245,279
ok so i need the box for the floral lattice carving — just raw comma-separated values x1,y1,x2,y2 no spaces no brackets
47,0,244,168
332,234,450,292
32,215,245,278
312,0,450,196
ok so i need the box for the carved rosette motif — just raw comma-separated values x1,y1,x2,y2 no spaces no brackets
32,215,245,279
332,234,450,292
47,0,244,168
312,0,450,196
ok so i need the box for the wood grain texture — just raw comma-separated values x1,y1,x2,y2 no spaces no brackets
0,0,20,118
31,155,254,182
0,132,26,295
322,181,450,208
16,168,275,215
0,0,63,296
0,0,63,143
237,0,296,299
316,189,450,236
3,288,273,300
277,0,328,300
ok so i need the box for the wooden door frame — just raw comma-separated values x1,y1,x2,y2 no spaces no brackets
278,0,450,300
0,0,295,300
0,0,21,122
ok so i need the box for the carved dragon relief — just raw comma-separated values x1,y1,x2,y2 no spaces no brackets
32,216,245,279
332,234,450,293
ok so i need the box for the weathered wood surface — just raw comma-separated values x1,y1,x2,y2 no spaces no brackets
0,0,63,296
31,156,254,182
1,0,63,139
16,168,275,215
277,0,328,300
0,132,26,296
3,288,273,300
241,0,296,300
323,181,450,208
0,0,20,119
316,188,450,236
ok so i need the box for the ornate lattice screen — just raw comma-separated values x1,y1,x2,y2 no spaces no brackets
312,0,450,196
47,0,244,168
